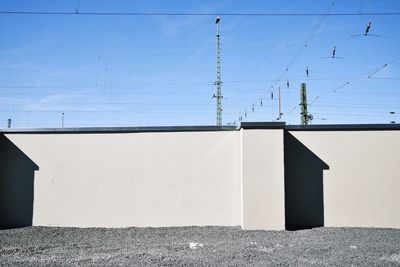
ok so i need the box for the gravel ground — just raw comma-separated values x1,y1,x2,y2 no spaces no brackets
1,226,400,266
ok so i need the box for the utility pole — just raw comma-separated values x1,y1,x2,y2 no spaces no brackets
277,86,282,120
62,112,65,128
7,118,11,128
214,16,223,126
300,83,309,125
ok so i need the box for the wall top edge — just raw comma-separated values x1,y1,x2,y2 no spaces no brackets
241,122,400,131
1,122,399,134
240,122,286,129
285,124,400,131
0,125,239,134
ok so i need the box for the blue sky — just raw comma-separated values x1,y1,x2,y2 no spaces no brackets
0,0,399,128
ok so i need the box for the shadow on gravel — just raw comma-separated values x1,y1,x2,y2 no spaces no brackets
0,134,38,229
284,131,329,231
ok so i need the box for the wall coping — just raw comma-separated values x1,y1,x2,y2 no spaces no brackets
0,125,239,134
285,124,400,131
1,122,399,134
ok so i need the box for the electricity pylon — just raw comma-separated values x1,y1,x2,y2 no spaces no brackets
214,16,223,126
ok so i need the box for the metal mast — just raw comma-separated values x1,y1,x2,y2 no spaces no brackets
300,83,309,125
214,16,222,126
278,86,282,120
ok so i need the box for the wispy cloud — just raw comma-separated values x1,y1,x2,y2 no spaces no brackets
15,90,126,113
0,37,51,57
0,60,39,71
151,2,222,38
38,93,83,104
23,90,94,111
154,16,186,38
0,96,22,103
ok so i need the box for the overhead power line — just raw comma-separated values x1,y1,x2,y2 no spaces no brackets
0,76,399,89
333,57,400,93
235,0,336,123
0,110,213,114
1,11,400,16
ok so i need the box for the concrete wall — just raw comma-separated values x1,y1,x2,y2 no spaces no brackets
288,130,400,228
241,129,285,230
5,131,242,228
2,125,399,230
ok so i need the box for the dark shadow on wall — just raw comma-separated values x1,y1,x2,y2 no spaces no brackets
284,131,329,231
0,134,38,229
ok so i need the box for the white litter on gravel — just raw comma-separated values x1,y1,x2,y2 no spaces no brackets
349,245,357,249
1,227,399,266
257,246,274,253
189,242,204,249
381,254,400,263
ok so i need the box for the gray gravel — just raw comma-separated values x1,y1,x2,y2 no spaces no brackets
1,226,400,266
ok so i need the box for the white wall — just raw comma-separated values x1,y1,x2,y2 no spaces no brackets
290,130,400,228
241,129,285,230
5,128,398,230
6,131,242,228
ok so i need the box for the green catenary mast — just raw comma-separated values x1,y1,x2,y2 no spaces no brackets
300,83,308,125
